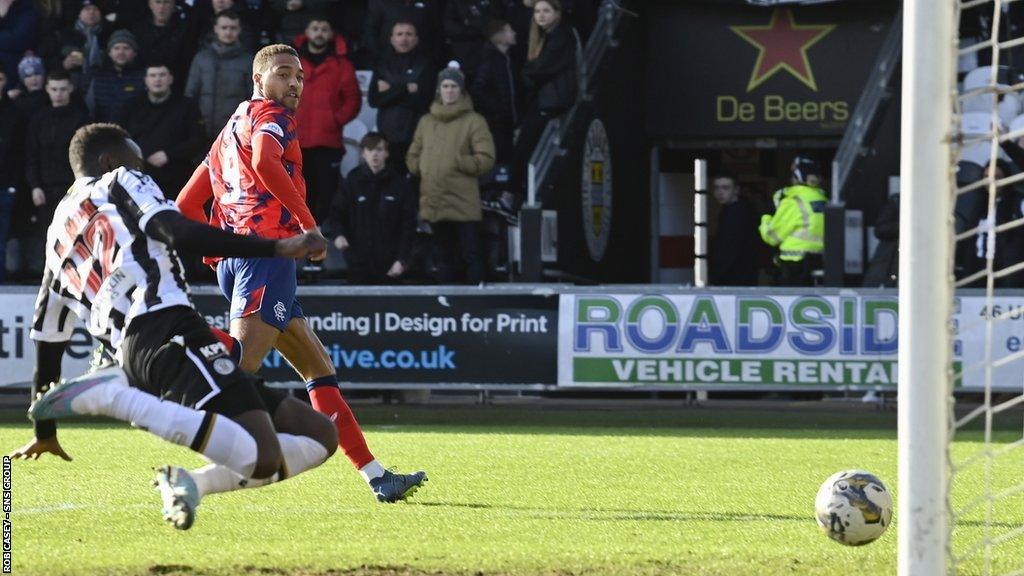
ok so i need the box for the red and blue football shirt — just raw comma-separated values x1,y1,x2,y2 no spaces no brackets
200,98,316,240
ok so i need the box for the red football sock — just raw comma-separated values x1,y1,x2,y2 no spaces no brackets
209,330,374,468
307,377,375,469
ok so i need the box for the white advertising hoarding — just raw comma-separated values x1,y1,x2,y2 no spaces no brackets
1,289,1021,392
558,293,1024,390
0,294,94,388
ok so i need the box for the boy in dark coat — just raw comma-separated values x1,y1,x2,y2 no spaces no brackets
329,132,417,284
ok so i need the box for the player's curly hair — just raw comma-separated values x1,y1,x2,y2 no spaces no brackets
68,123,131,177
253,44,299,75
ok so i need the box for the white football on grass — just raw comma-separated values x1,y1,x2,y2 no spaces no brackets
815,470,893,546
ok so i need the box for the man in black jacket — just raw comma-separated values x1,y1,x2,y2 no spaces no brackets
710,174,760,286
23,70,91,278
329,132,417,284
470,19,520,166
130,0,189,78
123,62,206,200
364,0,442,65
195,0,261,54
368,21,437,171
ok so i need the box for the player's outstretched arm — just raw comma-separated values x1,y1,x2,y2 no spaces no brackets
275,232,330,259
145,210,327,259
176,162,214,223
249,133,328,260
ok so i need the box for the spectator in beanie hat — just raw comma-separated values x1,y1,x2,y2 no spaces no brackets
436,61,466,93
17,53,45,87
85,28,145,124
10,53,48,118
106,29,138,55
406,61,495,284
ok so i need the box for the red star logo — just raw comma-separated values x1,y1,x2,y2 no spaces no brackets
731,8,835,92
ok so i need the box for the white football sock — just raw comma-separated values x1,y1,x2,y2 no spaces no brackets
190,463,250,498
190,433,329,498
70,373,258,478
179,413,258,478
276,433,330,479
359,459,386,483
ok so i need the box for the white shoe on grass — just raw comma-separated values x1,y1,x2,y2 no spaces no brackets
153,465,200,530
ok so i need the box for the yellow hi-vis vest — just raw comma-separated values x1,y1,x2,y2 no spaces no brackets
759,184,827,262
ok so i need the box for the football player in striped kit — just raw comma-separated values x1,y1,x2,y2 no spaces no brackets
10,123,337,530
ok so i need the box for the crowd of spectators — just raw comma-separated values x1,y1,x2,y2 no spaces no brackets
0,0,591,285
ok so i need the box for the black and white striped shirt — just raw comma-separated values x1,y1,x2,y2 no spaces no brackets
30,168,193,353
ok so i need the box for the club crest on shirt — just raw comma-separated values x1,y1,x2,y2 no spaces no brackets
274,301,287,322
213,358,235,375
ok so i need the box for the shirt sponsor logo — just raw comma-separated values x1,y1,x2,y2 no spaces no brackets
199,342,228,360
259,122,285,137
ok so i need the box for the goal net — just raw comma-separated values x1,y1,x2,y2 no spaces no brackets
903,0,1024,574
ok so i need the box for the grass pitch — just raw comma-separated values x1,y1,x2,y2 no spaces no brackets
6,402,1024,575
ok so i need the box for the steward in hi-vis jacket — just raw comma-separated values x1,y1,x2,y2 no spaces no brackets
759,156,827,286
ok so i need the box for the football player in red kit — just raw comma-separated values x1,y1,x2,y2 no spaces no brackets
177,44,425,502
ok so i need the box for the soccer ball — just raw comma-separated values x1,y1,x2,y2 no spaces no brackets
815,470,893,546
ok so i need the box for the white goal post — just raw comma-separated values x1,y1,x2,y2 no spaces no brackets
898,0,956,574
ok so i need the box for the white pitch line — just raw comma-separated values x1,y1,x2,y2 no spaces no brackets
14,503,149,516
